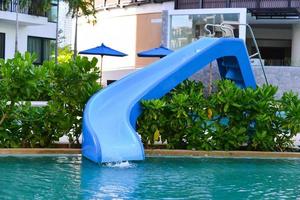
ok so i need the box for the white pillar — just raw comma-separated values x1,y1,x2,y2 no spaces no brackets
238,8,247,41
291,23,300,67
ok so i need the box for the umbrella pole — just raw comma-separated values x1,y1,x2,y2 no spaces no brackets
100,55,103,85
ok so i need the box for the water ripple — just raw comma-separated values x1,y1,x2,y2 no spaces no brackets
1,156,300,199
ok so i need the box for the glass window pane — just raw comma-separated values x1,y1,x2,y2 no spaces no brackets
0,33,4,59
43,39,55,61
170,13,240,49
48,4,58,22
28,37,42,64
28,37,55,64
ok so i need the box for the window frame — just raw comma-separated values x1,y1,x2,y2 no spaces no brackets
27,36,56,65
47,0,58,23
0,32,5,59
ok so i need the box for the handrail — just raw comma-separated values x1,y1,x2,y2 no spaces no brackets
204,24,234,37
220,22,269,85
176,0,299,9
204,22,269,85
0,0,47,17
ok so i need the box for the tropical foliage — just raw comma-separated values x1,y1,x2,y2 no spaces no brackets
2,0,54,14
137,80,300,151
58,46,73,63
67,0,97,57
0,53,100,147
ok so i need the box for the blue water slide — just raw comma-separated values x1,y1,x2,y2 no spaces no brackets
82,38,256,163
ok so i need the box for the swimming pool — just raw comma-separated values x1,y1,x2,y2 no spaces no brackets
0,155,300,199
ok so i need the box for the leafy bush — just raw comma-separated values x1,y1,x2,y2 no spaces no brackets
47,56,100,144
0,53,101,147
58,46,73,64
138,80,210,149
137,80,300,151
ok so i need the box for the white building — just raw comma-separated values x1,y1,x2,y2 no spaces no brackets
0,0,58,64
58,1,73,48
76,1,173,85
75,0,300,86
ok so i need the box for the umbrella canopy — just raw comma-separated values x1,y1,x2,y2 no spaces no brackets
137,45,173,58
79,43,127,85
79,43,127,57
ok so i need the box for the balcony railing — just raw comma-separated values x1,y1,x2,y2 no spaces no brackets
175,0,300,9
95,0,172,10
0,0,47,17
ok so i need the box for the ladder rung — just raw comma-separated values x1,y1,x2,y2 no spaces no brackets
250,52,259,58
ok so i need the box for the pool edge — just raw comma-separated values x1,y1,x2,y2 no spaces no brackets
0,148,81,154
0,148,300,159
145,149,300,159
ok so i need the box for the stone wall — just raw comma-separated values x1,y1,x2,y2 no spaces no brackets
253,66,300,97
189,64,300,97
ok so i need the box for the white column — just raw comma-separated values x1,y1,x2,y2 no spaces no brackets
291,23,300,67
238,8,247,41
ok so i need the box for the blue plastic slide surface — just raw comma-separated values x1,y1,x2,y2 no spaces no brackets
82,38,256,163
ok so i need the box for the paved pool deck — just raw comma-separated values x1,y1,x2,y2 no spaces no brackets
1,148,300,158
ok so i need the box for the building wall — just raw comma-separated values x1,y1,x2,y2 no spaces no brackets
58,1,73,47
76,2,173,84
76,4,300,87
189,64,300,97
0,20,56,59
135,13,162,68
253,66,300,97
77,13,137,71
0,22,15,58
292,24,300,66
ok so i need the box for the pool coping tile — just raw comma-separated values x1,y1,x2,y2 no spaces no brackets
145,149,300,158
0,148,300,158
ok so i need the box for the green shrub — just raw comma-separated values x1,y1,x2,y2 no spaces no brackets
0,53,101,147
137,80,300,151
47,56,101,144
138,80,209,149
208,81,281,150
57,46,73,64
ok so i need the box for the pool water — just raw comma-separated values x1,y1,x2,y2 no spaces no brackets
0,156,300,199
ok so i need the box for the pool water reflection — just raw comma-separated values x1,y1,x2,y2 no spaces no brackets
0,156,300,199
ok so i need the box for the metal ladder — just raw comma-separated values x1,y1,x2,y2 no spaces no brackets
204,23,269,85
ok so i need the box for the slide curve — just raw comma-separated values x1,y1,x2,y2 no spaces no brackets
82,38,257,163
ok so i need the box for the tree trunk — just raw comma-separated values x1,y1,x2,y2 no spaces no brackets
55,0,60,64
208,62,213,95
73,13,78,60
14,0,19,54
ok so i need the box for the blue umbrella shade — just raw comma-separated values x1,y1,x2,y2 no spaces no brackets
79,43,127,57
79,43,127,84
137,45,173,58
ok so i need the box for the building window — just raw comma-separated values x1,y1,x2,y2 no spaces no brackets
47,0,58,22
169,13,240,50
27,36,55,64
0,33,4,59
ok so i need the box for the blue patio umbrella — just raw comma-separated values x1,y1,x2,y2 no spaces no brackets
137,45,173,58
79,43,127,82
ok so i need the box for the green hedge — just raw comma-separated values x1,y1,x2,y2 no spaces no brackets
0,53,101,147
137,80,300,151
2,53,299,151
